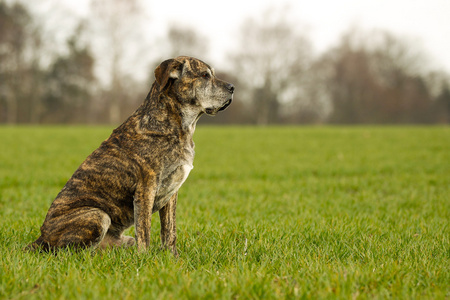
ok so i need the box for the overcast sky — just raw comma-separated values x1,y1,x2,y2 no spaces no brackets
59,0,450,73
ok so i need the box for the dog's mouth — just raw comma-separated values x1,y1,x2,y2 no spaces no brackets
205,98,232,115
218,98,232,111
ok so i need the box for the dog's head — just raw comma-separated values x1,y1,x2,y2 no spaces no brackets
154,56,234,116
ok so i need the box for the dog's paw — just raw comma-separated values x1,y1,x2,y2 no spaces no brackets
160,245,179,257
121,236,135,247
172,248,179,258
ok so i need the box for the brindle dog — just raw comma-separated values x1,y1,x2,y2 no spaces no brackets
27,56,234,256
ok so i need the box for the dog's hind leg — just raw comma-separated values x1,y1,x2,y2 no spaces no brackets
56,207,112,250
30,207,112,251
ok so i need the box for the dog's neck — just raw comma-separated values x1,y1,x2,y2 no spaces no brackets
181,107,203,135
131,84,203,137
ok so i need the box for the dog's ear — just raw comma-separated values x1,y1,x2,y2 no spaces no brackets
154,59,183,91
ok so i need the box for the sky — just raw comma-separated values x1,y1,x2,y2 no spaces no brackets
60,0,450,74
149,0,449,68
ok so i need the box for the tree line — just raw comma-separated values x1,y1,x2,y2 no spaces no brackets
1,1,449,125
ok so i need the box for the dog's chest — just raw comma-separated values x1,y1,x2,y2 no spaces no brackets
153,146,194,212
162,163,193,193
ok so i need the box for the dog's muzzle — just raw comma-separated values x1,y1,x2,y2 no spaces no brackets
205,83,234,115
219,84,234,112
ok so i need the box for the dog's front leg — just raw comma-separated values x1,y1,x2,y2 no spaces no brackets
134,175,157,251
159,192,178,257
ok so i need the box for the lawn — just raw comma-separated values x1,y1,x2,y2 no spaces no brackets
0,126,449,299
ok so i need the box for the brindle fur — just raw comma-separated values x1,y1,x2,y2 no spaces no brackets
27,56,234,256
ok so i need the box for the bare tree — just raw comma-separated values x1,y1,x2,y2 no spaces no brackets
42,23,95,123
229,7,313,125
0,1,46,124
370,31,433,123
427,71,450,123
167,24,209,59
317,29,378,123
0,2,27,123
90,0,145,124
434,83,450,123
317,28,435,124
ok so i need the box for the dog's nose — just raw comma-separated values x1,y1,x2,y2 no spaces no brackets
227,83,235,94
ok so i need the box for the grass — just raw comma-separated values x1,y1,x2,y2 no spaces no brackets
0,126,449,299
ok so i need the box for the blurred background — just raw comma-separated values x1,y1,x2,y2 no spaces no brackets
1,0,449,125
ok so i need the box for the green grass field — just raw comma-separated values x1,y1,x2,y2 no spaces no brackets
0,126,449,299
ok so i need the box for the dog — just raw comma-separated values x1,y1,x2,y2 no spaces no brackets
27,56,234,256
